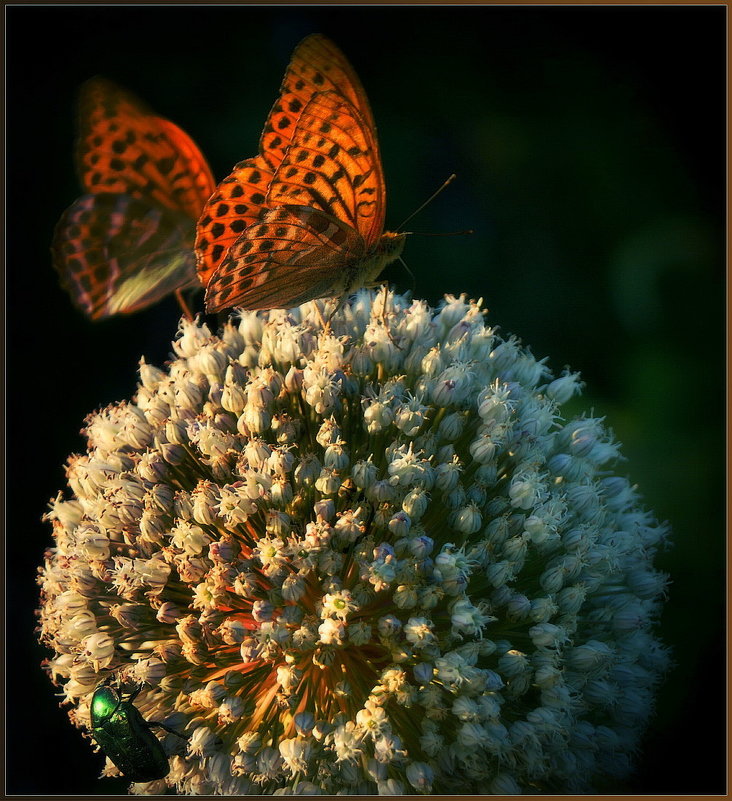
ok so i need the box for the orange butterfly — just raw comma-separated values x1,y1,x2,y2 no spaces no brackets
53,78,216,319
196,34,406,313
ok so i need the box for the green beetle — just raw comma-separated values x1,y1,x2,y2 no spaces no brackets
90,683,182,782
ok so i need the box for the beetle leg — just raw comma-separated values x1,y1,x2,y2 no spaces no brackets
149,721,189,740
125,685,143,703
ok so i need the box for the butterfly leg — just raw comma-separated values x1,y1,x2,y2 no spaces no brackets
322,296,348,335
375,284,403,351
314,300,332,334
175,289,194,322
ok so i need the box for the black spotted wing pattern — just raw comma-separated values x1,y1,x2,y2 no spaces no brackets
201,34,394,313
53,77,215,319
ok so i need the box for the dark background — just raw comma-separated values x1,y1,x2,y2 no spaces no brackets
5,5,725,795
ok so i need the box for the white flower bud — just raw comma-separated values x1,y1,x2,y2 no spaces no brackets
431,364,474,407
221,380,247,415
293,711,315,737
394,397,428,436
404,616,435,648
283,365,304,394
457,721,487,747
138,357,166,390
304,370,339,414
351,457,377,490
377,614,402,639
402,488,429,520
171,520,210,556
434,458,462,492
267,447,294,477
548,452,592,482
437,294,471,328
567,640,614,672
498,649,530,678
509,474,541,510
365,478,392,504
363,400,393,434
387,510,411,537
252,600,275,622
193,343,228,380
347,621,372,646
490,773,522,794
315,417,340,447
485,560,513,588
453,502,482,535
240,404,271,435
350,345,375,375
405,761,434,793
505,593,531,621
280,574,305,603
318,618,346,645
315,468,341,495
81,632,115,669
324,442,349,471
314,498,335,522
186,723,219,757
529,596,558,622
294,454,321,488
77,525,110,561
433,411,462,443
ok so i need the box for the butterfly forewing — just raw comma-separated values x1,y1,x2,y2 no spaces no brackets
260,34,377,170
267,91,385,246
76,78,215,221
53,193,197,319
154,118,219,218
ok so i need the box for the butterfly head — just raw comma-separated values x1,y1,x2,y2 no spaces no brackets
375,231,407,264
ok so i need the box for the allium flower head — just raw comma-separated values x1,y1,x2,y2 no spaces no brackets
38,289,670,794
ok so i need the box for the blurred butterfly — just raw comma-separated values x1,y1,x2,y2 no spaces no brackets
52,78,216,319
196,34,406,313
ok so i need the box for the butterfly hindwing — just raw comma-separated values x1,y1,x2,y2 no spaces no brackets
195,156,274,287
205,204,363,311
53,193,197,319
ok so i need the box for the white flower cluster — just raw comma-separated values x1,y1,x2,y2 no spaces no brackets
37,290,670,794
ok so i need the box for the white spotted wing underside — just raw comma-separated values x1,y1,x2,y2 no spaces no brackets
53,194,196,318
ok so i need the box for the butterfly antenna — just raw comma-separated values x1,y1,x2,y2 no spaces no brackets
404,230,474,237
396,174,457,232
